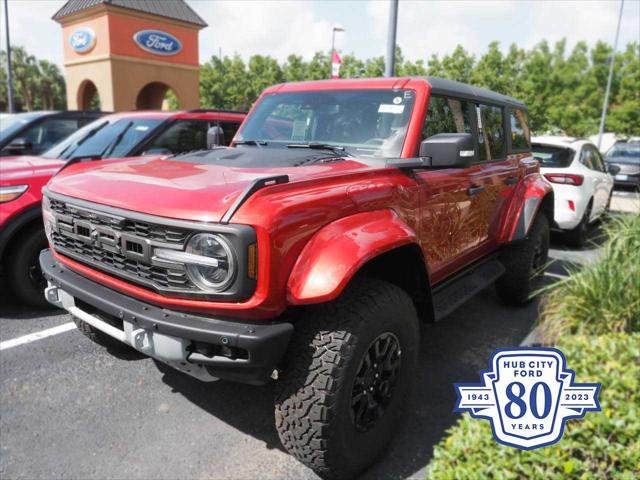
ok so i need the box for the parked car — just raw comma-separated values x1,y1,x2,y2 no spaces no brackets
0,109,245,307
604,142,640,189
532,136,616,247
40,77,552,478
0,111,104,157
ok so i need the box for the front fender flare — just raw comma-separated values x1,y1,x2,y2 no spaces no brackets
287,209,419,304
498,173,554,244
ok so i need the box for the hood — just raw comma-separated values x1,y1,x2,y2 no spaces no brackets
0,155,64,185
47,149,374,223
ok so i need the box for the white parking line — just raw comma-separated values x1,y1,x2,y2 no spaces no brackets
0,322,76,351
544,272,569,280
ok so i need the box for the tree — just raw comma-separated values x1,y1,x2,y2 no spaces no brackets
1,46,66,112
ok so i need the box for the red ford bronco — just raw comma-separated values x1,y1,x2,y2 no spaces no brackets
40,77,553,478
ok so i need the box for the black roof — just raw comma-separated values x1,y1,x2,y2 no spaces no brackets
53,0,207,27
426,77,526,109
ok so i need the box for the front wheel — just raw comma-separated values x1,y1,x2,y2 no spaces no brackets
274,278,419,479
6,228,49,308
496,213,549,306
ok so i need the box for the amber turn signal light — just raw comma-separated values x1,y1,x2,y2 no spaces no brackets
247,243,257,280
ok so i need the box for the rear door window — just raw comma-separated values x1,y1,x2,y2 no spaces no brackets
581,145,605,172
477,104,505,161
509,109,530,151
423,96,473,139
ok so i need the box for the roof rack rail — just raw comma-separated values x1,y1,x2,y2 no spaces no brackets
187,108,247,115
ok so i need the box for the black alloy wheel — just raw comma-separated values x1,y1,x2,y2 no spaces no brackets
351,332,402,432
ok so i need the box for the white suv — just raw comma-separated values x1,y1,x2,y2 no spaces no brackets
532,136,616,247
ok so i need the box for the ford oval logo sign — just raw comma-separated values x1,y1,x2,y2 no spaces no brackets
69,27,96,53
133,30,182,56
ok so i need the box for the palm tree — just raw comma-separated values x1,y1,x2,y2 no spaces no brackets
11,47,39,111
38,60,65,110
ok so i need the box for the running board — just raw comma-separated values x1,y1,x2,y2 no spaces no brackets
432,258,505,321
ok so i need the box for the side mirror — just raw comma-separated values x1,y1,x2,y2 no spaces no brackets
606,163,621,175
419,133,476,168
5,137,33,152
207,125,225,148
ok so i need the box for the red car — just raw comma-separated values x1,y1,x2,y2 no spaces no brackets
0,109,245,307
40,78,552,477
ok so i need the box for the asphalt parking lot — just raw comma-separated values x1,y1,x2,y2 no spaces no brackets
1,190,636,480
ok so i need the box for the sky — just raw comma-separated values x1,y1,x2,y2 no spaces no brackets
1,0,638,66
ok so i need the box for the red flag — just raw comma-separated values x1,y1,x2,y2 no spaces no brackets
331,50,342,79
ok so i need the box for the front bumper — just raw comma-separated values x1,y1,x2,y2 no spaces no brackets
40,249,293,385
613,173,640,187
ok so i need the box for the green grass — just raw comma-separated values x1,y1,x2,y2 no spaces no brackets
425,333,640,480
539,214,640,342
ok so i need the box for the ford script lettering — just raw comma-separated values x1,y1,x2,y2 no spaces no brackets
133,30,182,56
69,27,96,53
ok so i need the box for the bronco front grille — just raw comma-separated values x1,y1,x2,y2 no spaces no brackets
48,198,199,295
49,198,190,244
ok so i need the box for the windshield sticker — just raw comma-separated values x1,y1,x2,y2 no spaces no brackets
378,104,405,114
291,120,307,142
393,96,403,104
135,126,150,131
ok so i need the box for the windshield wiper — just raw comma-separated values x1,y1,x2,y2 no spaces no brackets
287,143,350,156
59,120,109,159
101,121,133,159
234,140,267,146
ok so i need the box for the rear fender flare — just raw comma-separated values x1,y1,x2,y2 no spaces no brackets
287,209,420,304
500,173,554,243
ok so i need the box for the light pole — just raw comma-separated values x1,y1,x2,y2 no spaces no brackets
597,0,624,150
330,26,345,79
385,0,399,77
331,26,344,59
3,0,15,112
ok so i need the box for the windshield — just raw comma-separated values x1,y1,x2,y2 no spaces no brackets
0,112,47,141
237,89,416,158
46,117,164,160
532,145,575,168
606,143,640,164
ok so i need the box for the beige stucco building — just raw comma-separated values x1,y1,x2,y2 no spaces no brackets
53,0,207,111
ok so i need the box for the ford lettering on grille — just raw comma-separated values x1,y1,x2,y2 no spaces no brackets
49,198,195,295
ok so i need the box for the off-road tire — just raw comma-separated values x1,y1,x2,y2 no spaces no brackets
274,278,419,479
496,213,549,306
6,227,49,308
564,201,591,248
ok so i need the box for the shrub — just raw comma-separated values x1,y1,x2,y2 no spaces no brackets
425,333,640,479
540,214,640,341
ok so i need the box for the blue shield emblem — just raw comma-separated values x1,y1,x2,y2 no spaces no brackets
455,348,600,449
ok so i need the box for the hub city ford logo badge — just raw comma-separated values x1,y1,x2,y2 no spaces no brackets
133,30,182,56
69,27,96,53
454,348,600,450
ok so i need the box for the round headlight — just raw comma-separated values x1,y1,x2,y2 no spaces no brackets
185,233,236,292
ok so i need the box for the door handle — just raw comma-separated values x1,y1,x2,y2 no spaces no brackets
467,185,485,196
504,176,519,186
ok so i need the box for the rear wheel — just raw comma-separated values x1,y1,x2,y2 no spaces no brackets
565,201,592,248
274,278,419,479
6,228,49,308
496,213,549,306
